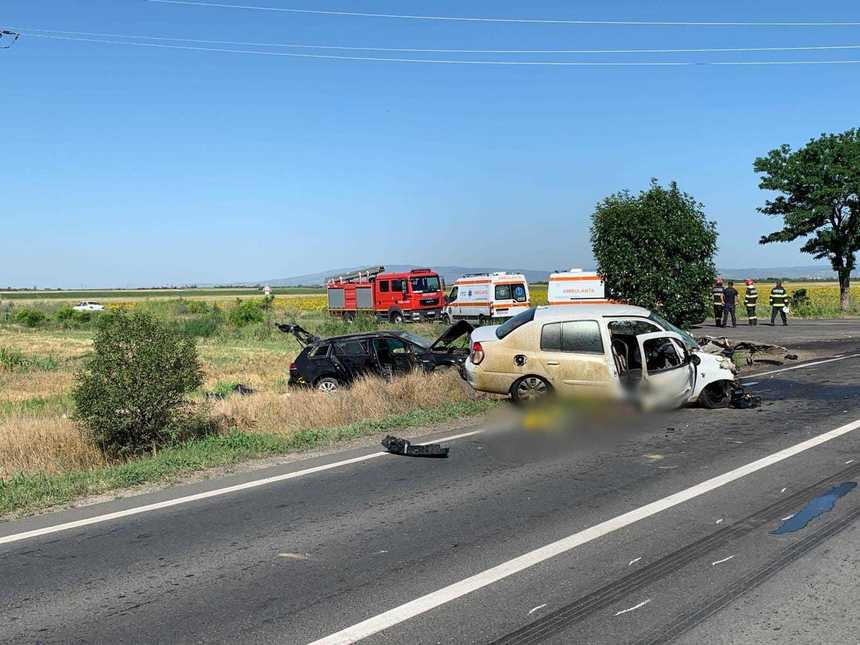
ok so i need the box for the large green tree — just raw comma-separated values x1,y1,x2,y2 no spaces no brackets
590,180,718,327
755,129,860,311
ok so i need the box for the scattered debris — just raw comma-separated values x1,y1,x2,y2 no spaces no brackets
628,557,642,566
784,353,799,361
382,435,449,458
711,554,736,566
278,552,310,560
771,482,857,535
730,385,761,409
643,453,664,461
715,518,724,524
846,459,855,465
206,383,256,400
528,603,548,616
614,599,651,616
780,487,787,494
781,514,795,522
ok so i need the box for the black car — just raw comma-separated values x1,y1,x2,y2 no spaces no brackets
279,321,473,392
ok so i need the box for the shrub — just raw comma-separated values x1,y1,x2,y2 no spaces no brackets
228,299,265,327
175,311,224,338
73,311,204,458
186,300,210,314
14,308,47,327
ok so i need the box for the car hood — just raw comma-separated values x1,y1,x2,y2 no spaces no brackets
430,320,474,350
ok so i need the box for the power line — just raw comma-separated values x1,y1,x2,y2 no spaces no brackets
147,0,860,27
26,33,860,66
13,27,860,54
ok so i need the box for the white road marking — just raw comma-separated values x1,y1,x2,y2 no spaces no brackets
628,557,642,566
614,599,651,616
711,554,736,566
741,353,860,379
310,416,860,644
0,429,485,546
527,603,547,615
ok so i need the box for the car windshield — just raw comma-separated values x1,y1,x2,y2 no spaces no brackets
410,276,440,293
648,311,698,349
399,332,432,349
495,307,536,339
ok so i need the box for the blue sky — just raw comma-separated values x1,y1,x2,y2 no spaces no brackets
3,0,859,287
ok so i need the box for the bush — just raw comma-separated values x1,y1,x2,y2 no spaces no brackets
73,311,204,458
186,300,210,314
228,299,265,327
14,308,47,327
175,311,224,338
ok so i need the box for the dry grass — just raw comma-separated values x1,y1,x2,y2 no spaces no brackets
209,369,479,436
0,413,104,477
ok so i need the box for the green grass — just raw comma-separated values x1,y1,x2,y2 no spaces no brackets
0,346,60,372
0,399,495,518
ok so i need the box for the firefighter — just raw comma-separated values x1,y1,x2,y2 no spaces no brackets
769,280,789,326
712,278,725,327
744,279,758,326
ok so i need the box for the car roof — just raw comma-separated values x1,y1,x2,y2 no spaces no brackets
314,330,415,344
533,303,652,320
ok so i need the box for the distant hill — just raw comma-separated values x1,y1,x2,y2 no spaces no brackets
263,265,557,287
716,265,853,281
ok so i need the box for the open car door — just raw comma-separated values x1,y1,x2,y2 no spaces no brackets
636,331,696,410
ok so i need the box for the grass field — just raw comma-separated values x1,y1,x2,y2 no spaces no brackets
0,280,856,515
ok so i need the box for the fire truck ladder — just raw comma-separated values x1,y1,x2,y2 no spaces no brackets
326,266,385,284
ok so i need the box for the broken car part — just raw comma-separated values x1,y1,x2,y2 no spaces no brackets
382,435,449,458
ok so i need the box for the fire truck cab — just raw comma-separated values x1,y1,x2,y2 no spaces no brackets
443,272,530,324
327,266,445,323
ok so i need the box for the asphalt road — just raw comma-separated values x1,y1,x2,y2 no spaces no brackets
3,338,860,644
694,317,860,345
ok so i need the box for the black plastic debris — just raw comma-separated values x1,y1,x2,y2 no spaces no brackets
784,353,798,361
206,383,256,400
730,385,761,409
382,435,449,458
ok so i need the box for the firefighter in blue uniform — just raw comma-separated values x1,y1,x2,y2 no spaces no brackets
744,279,758,326
769,280,789,326
712,278,725,327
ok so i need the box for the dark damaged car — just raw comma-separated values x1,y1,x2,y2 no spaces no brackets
279,321,473,392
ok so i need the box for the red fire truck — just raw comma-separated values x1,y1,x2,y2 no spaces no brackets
327,266,445,322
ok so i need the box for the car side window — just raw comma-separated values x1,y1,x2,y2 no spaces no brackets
643,338,684,373
387,338,411,354
561,320,604,353
608,319,660,336
334,340,369,356
379,280,389,293
495,284,512,300
391,279,405,292
540,322,562,351
310,343,331,358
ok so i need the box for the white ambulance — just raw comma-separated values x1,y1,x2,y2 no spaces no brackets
547,269,611,305
444,272,530,323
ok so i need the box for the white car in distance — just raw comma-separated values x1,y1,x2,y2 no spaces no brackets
72,301,105,312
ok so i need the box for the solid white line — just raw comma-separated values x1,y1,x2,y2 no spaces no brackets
0,429,484,546
741,353,860,379
309,416,860,644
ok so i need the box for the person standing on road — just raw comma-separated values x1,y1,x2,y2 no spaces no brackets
769,280,789,326
744,279,758,326
712,278,725,327
721,280,738,328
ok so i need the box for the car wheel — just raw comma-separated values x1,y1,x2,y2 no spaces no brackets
315,377,340,393
390,312,403,324
511,376,551,404
698,380,733,409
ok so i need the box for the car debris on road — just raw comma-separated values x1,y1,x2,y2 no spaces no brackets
382,435,449,458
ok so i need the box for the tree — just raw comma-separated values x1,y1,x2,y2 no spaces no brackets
590,180,718,327
73,311,204,458
755,129,860,312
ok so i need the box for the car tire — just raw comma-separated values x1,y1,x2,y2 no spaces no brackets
698,380,733,409
315,377,340,393
510,375,551,404
390,312,403,324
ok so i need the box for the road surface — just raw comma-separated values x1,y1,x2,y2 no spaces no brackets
2,337,860,644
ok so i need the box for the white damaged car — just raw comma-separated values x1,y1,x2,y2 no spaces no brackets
463,304,738,409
